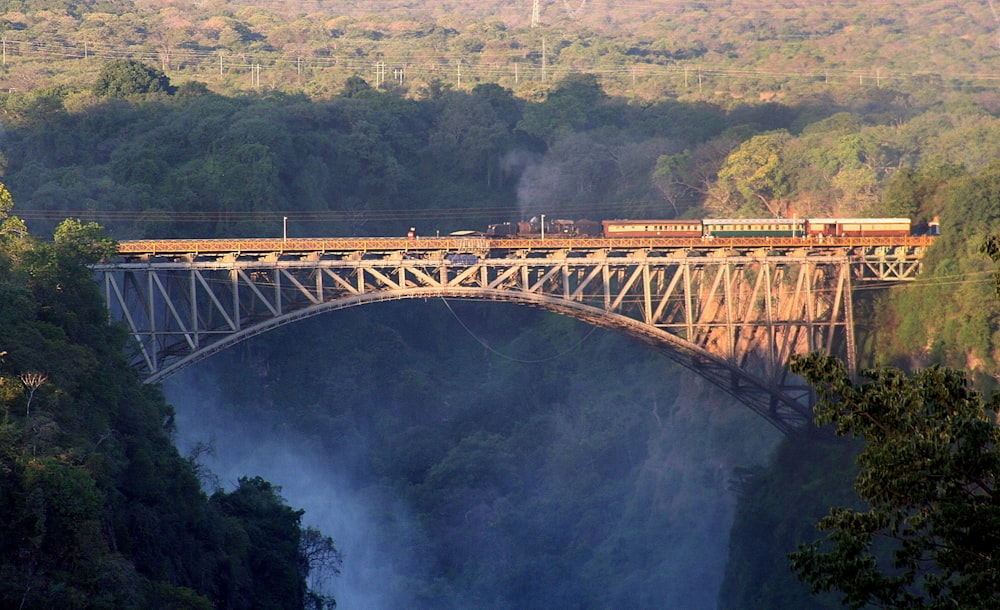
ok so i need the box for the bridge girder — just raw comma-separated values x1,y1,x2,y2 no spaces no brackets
94,243,922,434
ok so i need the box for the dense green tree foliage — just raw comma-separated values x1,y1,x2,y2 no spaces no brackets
0,211,338,608
0,72,760,238
786,353,1000,609
93,59,176,98
871,163,1000,380
711,130,792,217
517,73,613,147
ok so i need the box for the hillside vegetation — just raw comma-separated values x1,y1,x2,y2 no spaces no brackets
0,211,340,608
1,1,1000,608
0,0,997,104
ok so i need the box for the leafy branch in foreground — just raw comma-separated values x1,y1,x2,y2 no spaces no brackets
788,353,1000,610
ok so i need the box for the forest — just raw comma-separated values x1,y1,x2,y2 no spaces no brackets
0,0,999,608
0,210,341,608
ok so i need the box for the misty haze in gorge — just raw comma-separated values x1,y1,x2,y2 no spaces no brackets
164,301,780,608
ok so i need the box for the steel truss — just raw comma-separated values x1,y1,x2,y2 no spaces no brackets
94,241,927,434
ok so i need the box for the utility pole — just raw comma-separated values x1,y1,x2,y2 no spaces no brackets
531,0,540,27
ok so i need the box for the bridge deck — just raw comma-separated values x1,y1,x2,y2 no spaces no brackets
115,235,934,258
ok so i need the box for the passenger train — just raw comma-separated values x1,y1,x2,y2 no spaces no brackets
487,217,930,239
113,216,935,258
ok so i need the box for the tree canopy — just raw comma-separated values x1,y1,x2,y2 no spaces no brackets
787,352,1000,610
93,59,176,97
0,205,338,608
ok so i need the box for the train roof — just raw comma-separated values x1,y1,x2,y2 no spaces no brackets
702,218,804,225
807,218,911,223
603,218,699,223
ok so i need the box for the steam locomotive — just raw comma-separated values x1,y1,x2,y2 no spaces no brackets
487,217,930,239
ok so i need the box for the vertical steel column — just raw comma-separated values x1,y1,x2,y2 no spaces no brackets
147,269,156,371
762,262,776,382
642,263,652,324
274,267,282,315
683,262,694,342
804,262,815,353
827,264,846,358
843,259,857,379
192,268,200,348
724,263,735,362
232,268,240,331
602,264,611,311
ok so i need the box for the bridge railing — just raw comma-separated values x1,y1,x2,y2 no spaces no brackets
112,235,934,257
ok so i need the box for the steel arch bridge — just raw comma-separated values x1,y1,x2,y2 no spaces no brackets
94,235,932,435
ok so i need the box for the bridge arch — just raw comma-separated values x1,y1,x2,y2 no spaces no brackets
140,287,814,433
95,236,930,435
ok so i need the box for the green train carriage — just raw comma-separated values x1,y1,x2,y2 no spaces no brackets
702,218,807,238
